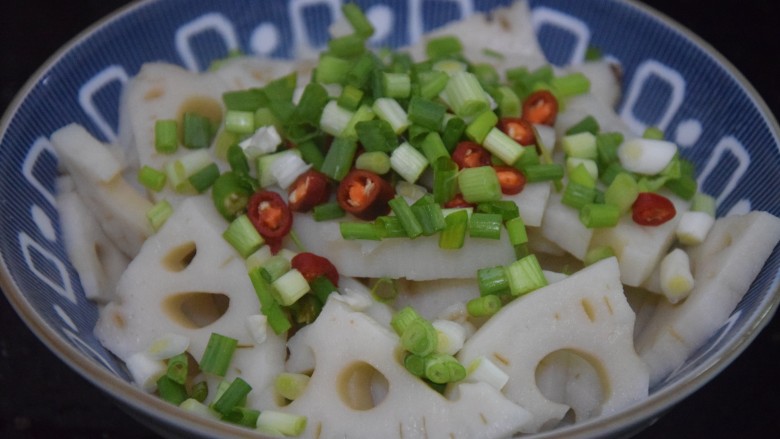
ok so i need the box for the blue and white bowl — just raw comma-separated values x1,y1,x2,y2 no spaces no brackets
1,0,778,437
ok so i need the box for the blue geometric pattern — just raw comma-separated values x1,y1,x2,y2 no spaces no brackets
0,0,777,427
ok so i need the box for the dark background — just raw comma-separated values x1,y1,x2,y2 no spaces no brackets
1,1,778,438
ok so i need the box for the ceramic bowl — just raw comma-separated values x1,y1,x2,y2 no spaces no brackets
1,0,778,437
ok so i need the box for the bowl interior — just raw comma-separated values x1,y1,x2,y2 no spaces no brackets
1,0,779,436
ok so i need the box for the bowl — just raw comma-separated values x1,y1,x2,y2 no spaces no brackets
1,0,778,437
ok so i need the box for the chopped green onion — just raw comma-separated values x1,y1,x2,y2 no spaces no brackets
551,72,590,97
604,172,639,214
369,277,398,302
309,275,338,304
561,131,598,159
182,112,213,149
211,171,254,221
223,407,260,428
316,55,352,84
382,72,411,98
643,126,665,140
188,162,220,193
339,221,383,240
154,119,178,153
355,151,391,174
147,200,174,231
476,266,510,297
248,268,292,335
482,127,525,165
295,82,330,126
562,181,598,209
212,377,252,416
441,116,467,152
259,255,292,283
420,132,449,166
691,192,716,216
342,2,375,37
320,100,354,137
665,174,698,200
458,166,502,203
337,84,364,111
275,373,310,401
596,131,624,166
391,306,423,335
522,163,564,182
390,142,428,183
467,295,503,317
565,115,600,135
407,96,447,132
355,119,397,153
444,71,490,118
469,212,503,239
432,157,458,205
199,333,238,377
424,353,466,384
190,381,209,403
223,214,265,258
404,353,426,377
584,245,615,266
256,411,307,437
476,200,519,222
411,203,446,236
157,375,188,405
579,203,620,228
494,85,521,118
328,33,366,58
505,216,528,246
223,89,266,112
346,52,379,88
225,110,255,134
295,140,326,170
435,209,467,249
342,103,375,139
312,201,346,221
166,353,189,385
417,70,450,100
138,165,167,192
388,195,424,238
465,110,498,145
372,98,410,135
320,136,358,181
426,35,463,59
400,318,438,356
505,254,547,296
271,268,310,307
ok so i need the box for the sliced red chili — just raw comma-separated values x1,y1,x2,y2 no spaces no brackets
498,117,536,146
248,190,293,246
632,192,676,226
288,170,331,212
521,90,558,126
493,166,526,195
337,169,395,221
291,252,339,286
452,141,492,169
444,193,476,209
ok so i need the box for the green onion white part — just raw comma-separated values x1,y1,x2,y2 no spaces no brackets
433,319,467,356
465,356,510,391
238,125,283,160
675,211,715,246
270,152,311,190
390,142,429,183
125,352,167,392
145,333,190,360
658,248,694,303
617,138,677,175
245,314,269,345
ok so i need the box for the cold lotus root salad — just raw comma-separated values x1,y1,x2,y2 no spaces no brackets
50,1,780,437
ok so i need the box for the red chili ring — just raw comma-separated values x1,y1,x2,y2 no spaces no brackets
288,170,331,212
291,252,339,287
632,192,676,226
521,90,559,126
498,117,537,146
247,190,293,240
336,169,395,221
493,166,527,195
452,141,492,169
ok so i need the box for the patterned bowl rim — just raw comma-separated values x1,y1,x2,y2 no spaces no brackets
1,0,779,437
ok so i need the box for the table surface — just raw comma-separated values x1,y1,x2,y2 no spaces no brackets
1,1,778,438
